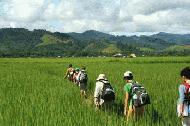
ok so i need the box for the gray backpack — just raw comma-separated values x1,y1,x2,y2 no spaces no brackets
79,70,88,83
131,83,150,107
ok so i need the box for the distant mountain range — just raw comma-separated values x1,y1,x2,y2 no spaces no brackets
0,28,189,57
151,32,190,45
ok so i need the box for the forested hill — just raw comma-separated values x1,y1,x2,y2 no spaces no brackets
151,32,190,45
0,28,189,57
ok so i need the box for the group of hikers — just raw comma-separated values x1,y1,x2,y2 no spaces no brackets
64,64,150,120
64,64,88,98
64,64,190,126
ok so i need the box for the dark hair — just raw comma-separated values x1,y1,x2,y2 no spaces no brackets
69,64,72,67
124,75,133,80
81,66,86,70
181,67,190,79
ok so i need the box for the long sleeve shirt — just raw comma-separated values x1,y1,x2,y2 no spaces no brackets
94,80,110,105
94,81,104,98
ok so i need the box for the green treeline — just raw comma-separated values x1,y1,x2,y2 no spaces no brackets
0,28,189,57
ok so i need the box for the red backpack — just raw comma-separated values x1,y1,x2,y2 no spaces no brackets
183,83,190,101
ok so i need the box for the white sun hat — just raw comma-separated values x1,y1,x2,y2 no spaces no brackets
124,71,133,77
96,74,107,80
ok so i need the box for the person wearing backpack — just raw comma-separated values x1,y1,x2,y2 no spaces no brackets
64,64,74,81
123,71,150,121
78,66,88,98
177,67,190,126
94,74,115,110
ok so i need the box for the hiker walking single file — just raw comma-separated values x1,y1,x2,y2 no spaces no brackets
94,74,115,110
78,66,88,98
64,64,74,82
123,71,150,121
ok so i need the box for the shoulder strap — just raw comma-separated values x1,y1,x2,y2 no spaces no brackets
183,83,190,102
184,83,190,93
79,71,82,78
132,81,140,85
99,80,110,85
183,83,190,88
184,82,189,86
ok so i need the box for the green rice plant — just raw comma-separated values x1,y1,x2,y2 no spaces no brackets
0,57,189,125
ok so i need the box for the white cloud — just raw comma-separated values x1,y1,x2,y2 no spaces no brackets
3,0,47,22
0,0,190,34
0,18,10,28
132,8,190,33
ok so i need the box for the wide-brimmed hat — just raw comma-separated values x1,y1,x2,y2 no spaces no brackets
96,74,107,81
124,71,133,77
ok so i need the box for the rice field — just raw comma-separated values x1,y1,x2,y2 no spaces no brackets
0,57,190,126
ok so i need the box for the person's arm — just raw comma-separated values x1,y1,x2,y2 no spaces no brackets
94,82,101,106
124,92,129,116
179,85,185,117
64,69,69,79
78,71,81,82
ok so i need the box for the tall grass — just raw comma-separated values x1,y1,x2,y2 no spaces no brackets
0,57,189,125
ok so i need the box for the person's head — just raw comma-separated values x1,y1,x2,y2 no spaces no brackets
69,64,72,68
81,66,86,70
75,68,80,73
97,74,107,81
123,71,133,82
181,67,190,81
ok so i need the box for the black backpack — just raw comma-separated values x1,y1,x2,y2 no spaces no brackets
100,81,115,102
131,83,150,107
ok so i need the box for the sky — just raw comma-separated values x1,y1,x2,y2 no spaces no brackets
0,0,190,35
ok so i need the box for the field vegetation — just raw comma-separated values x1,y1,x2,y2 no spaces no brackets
0,57,190,125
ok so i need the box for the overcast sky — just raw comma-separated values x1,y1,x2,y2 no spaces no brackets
0,0,190,35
